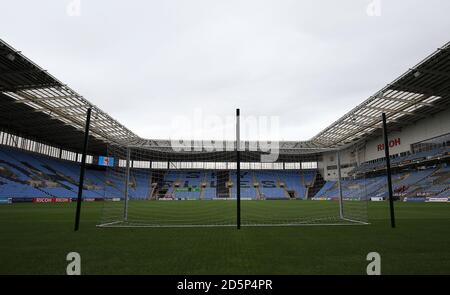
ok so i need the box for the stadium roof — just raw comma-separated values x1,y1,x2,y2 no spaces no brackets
1,38,449,156
0,39,139,155
311,41,450,148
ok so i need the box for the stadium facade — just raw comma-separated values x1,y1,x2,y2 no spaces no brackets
0,38,449,208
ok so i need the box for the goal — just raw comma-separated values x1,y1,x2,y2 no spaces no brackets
97,141,370,228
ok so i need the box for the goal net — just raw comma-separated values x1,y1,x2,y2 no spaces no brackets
97,110,369,228
97,137,369,228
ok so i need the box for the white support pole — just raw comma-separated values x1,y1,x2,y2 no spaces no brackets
123,147,131,221
236,108,241,230
337,150,344,219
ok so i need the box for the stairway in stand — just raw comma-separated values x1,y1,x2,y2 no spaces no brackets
308,171,325,199
216,170,230,198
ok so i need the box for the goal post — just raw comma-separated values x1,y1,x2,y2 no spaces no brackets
97,112,370,228
97,144,370,228
123,146,130,221
236,108,241,229
337,150,344,220
335,141,370,225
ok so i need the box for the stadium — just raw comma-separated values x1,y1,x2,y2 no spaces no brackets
1,4,450,275
1,37,449,274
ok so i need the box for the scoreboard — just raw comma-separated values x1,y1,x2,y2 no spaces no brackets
98,156,114,167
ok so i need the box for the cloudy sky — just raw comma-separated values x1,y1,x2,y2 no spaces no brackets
1,0,449,141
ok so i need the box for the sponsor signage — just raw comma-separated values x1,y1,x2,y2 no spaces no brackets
312,197,331,201
176,187,201,192
0,198,12,204
403,197,426,202
54,198,72,203
343,197,363,201
33,197,53,203
426,197,448,203
32,197,72,203
377,138,401,151
370,197,384,202
394,192,407,197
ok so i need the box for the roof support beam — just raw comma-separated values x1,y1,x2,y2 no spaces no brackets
0,68,45,76
364,106,427,117
391,83,450,97
12,94,78,103
33,104,90,111
411,68,450,79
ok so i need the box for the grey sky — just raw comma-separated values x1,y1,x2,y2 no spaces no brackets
1,0,449,141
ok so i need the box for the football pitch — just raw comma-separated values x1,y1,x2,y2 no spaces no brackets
0,201,449,275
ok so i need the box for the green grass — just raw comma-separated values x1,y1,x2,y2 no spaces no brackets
0,201,449,274
101,200,363,226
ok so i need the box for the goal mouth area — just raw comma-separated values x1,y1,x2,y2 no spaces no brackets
96,218,369,228
98,198,370,228
100,138,372,230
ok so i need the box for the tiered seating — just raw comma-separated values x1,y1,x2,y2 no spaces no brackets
203,187,216,199
0,147,150,200
302,170,315,186
256,171,286,199
1,147,319,201
161,170,179,198
260,186,286,199
436,189,450,198
5,145,446,202
128,170,152,199
353,146,449,173
405,166,450,197
315,166,450,200
281,171,305,199
0,149,275,201
0,147,97,198
314,181,336,199
202,171,217,199
164,171,202,199
0,149,51,197
230,171,257,199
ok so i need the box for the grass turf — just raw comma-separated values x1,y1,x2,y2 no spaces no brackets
100,200,365,226
0,201,449,274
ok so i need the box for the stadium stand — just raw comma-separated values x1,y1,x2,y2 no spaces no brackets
281,171,305,199
316,165,449,200
352,146,450,174
230,171,258,199
1,146,319,200
0,146,103,199
201,171,216,199
1,145,449,201
256,171,285,199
